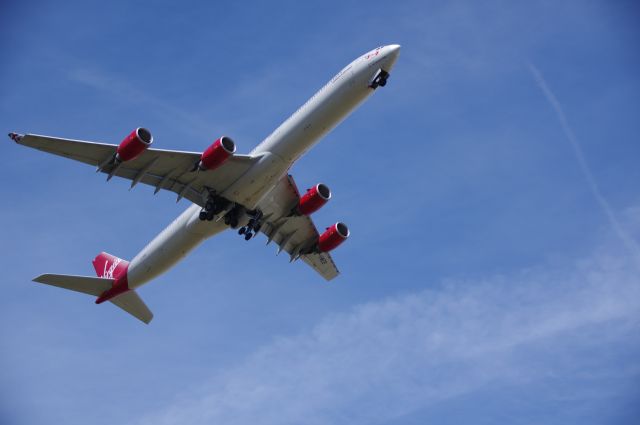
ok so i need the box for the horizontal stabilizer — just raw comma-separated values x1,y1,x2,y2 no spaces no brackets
33,274,113,296
110,291,153,324
32,274,153,324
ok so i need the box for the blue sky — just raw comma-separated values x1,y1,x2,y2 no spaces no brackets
2,1,640,424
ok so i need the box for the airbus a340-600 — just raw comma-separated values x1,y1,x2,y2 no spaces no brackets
9,45,401,323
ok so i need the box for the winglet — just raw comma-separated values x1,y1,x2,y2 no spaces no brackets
8,132,23,143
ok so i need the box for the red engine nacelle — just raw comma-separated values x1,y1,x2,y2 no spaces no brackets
198,136,236,171
318,222,350,252
298,183,331,215
116,128,153,162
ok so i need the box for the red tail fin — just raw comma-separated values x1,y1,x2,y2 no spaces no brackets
92,252,129,279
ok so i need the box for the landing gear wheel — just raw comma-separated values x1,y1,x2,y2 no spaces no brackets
244,232,253,241
206,211,215,221
238,227,246,235
199,211,207,221
369,69,390,89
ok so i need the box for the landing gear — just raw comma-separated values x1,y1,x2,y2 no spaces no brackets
199,192,229,221
369,69,390,89
239,227,256,240
237,210,263,241
239,226,252,239
224,214,239,228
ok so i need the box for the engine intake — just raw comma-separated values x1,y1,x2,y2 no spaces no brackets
199,136,236,171
116,128,153,162
298,183,331,215
318,222,350,252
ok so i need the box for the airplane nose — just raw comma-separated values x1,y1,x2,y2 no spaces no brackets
387,44,401,57
382,44,401,70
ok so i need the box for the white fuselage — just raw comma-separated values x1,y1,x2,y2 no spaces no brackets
126,45,400,288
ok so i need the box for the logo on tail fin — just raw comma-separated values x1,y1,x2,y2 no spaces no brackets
103,258,122,279
93,252,129,280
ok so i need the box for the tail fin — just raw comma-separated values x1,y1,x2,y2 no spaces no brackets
31,252,154,324
92,252,129,279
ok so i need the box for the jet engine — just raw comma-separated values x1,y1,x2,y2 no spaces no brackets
318,222,350,252
198,136,236,171
298,183,331,215
116,128,153,162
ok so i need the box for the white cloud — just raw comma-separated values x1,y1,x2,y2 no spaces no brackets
135,209,640,425
68,68,215,139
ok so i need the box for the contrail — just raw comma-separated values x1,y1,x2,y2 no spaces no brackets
528,63,640,264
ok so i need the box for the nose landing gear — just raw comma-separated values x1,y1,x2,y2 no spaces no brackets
369,69,390,89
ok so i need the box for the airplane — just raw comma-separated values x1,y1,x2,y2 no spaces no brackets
8,44,401,324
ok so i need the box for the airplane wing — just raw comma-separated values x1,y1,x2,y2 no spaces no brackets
11,133,341,280
257,174,340,281
9,133,258,207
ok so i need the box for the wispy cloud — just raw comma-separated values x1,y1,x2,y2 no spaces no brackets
528,63,640,267
69,68,215,139
135,209,640,425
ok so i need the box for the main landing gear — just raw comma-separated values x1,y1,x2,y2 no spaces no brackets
198,194,229,222
369,69,390,89
223,205,243,229
197,190,263,239
238,210,263,241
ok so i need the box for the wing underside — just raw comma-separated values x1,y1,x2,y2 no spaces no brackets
13,133,257,207
257,175,340,280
